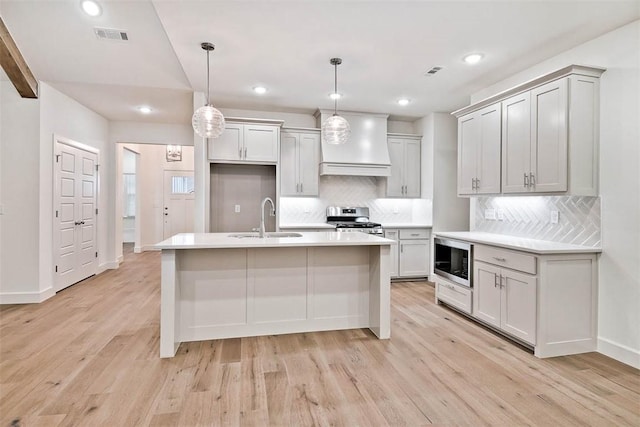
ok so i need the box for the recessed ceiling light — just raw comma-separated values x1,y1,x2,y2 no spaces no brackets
253,86,267,95
463,53,484,65
81,0,102,17
138,106,152,114
397,98,410,106
329,92,342,100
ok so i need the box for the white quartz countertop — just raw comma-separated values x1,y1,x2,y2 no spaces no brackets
434,231,601,254
156,232,396,250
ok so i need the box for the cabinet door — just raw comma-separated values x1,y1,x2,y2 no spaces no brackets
458,113,479,195
208,123,243,161
384,229,400,278
501,92,531,193
477,103,502,194
531,78,568,193
501,269,537,345
386,138,405,197
298,132,320,196
244,125,279,162
399,239,429,277
280,131,299,196
404,139,421,197
473,261,501,328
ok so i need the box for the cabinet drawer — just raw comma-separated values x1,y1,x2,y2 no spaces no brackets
474,245,536,275
384,229,399,241
436,278,472,314
399,229,430,239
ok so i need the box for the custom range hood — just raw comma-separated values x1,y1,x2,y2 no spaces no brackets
314,110,391,177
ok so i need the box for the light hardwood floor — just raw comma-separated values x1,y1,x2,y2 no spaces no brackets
1,246,638,426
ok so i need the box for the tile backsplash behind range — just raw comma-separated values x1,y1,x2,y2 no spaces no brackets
279,175,432,224
474,196,600,247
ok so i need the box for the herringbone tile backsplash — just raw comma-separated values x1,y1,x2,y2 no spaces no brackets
279,176,432,225
473,196,601,246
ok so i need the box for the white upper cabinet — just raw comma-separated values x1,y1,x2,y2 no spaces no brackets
453,65,604,196
280,129,320,197
385,135,421,198
458,103,502,195
502,79,568,193
208,120,281,163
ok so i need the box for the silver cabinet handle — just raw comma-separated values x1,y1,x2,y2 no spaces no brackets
296,183,299,192
476,178,480,189
239,146,242,159
493,257,506,262
524,173,529,187
410,233,420,236
244,147,247,158
529,173,535,186
471,178,475,190
300,183,303,192
494,273,500,288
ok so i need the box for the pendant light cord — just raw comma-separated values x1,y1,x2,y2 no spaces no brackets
334,61,338,114
206,49,211,106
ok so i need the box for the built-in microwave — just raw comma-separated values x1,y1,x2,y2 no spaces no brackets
434,238,472,288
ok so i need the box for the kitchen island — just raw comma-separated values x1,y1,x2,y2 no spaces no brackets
156,232,394,358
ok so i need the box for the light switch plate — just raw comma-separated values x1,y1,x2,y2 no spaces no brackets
485,208,496,220
550,210,559,224
234,204,241,213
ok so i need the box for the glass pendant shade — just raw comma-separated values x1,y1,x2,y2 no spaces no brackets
192,104,225,138
322,114,351,145
192,42,225,139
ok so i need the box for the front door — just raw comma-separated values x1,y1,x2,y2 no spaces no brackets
54,138,98,291
163,170,195,239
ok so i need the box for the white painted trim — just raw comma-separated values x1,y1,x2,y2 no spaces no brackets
134,246,143,253
141,245,161,252
0,287,55,304
117,255,124,264
598,337,640,369
100,261,120,270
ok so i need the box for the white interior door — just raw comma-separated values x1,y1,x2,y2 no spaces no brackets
54,139,98,292
163,170,195,239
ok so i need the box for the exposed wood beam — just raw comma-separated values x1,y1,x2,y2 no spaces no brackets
0,16,38,98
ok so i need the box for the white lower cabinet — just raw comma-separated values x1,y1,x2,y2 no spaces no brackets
385,228,430,279
440,241,600,358
473,260,537,345
435,277,472,315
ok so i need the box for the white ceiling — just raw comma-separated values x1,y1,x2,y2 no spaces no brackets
1,1,638,123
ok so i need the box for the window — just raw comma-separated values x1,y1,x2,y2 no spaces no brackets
171,176,194,194
123,173,136,217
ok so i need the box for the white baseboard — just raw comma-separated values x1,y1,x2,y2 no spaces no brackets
0,287,55,304
134,246,142,253
140,245,160,252
598,337,640,369
117,255,124,263
99,261,120,270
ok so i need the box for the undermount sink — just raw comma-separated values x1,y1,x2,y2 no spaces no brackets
229,232,303,239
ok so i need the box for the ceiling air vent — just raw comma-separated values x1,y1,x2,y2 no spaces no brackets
94,27,129,41
424,66,443,76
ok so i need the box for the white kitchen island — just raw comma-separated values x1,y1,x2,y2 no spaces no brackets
156,232,394,358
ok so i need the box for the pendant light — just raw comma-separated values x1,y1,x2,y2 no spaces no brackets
322,58,350,145
192,42,225,138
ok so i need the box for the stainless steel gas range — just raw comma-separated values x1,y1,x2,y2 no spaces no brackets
326,206,384,236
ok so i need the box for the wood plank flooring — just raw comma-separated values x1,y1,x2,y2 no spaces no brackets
1,246,638,426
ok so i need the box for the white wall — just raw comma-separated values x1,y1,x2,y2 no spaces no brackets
110,121,193,146
430,113,469,232
39,83,112,295
469,21,640,367
0,81,41,301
